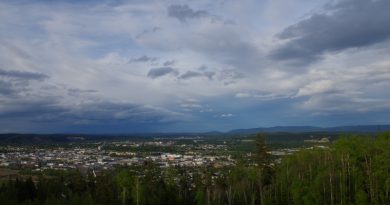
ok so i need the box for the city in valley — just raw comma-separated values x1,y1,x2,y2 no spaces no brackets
0,131,389,205
1,134,318,173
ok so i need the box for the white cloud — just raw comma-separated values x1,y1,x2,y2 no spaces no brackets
296,80,334,97
220,113,233,118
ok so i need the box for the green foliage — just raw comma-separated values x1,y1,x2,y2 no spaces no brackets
271,133,390,205
255,133,271,167
0,132,389,205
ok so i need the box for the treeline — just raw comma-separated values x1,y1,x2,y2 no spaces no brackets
272,134,389,205
0,132,389,205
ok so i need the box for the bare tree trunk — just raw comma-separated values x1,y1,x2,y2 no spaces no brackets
329,153,334,205
365,155,373,203
136,178,139,205
122,188,126,205
330,173,333,205
309,164,312,185
346,154,351,204
259,183,264,205
243,189,248,205
226,185,232,205
259,171,264,205
207,187,210,205
323,181,327,205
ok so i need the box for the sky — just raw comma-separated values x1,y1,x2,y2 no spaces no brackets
1,0,390,133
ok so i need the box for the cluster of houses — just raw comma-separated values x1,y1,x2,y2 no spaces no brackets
0,142,235,172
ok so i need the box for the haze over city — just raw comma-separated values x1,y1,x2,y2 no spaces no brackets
1,0,390,133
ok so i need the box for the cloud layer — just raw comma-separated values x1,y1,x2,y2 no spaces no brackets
1,0,390,132
272,0,390,64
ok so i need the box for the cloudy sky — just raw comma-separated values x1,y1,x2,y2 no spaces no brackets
1,0,390,133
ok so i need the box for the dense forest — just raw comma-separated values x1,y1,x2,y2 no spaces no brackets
0,132,389,205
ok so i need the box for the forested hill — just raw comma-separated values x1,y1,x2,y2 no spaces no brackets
228,124,390,134
0,124,389,144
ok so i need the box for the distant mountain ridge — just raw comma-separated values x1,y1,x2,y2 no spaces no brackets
0,124,389,144
228,124,390,134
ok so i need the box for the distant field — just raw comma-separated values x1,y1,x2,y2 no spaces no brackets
0,168,18,176
0,168,19,182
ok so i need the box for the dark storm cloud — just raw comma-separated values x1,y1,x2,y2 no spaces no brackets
136,26,161,39
179,71,202,79
66,102,180,123
147,67,178,79
0,69,49,98
0,99,67,121
203,72,215,80
0,80,15,95
0,69,48,81
179,70,215,80
167,4,209,22
129,55,158,63
67,88,97,96
271,0,390,64
0,96,181,126
163,60,175,66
